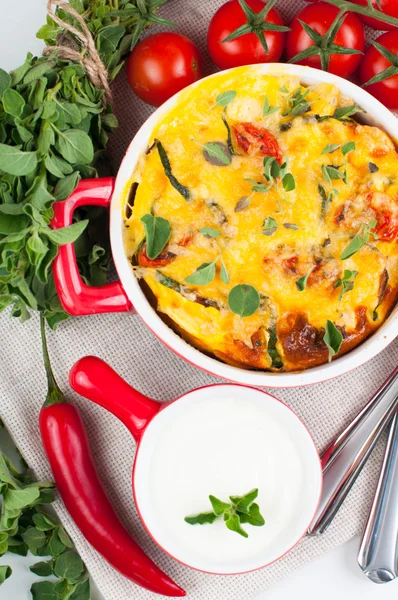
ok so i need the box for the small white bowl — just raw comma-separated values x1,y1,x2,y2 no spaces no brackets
133,384,322,574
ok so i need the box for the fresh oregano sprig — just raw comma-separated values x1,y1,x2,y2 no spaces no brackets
0,0,170,329
334,269,358,300
0,433,90,599
340,220,378,260
185,488,265,538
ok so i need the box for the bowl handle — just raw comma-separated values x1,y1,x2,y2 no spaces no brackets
70,356,161,442
51,177,132,316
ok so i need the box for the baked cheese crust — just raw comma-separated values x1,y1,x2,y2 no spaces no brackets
123,68,398,372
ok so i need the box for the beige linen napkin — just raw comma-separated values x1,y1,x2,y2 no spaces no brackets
1,1,397,599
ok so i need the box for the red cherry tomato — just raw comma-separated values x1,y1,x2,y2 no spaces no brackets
350,0,398,31
360,31,398,110
286,3,365,78
207,0,287,70
233,123,283,163
127,33,202,107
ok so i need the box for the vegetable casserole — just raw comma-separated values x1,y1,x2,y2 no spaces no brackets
123,68,398,372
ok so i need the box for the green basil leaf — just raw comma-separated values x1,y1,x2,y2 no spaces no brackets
185,261,216,286
98,25,125,55
27,233,48,267
10,53,33,86
54,172,81,200
3,486,40,510
234,196,250,212
23,61,56,85
69,0,84,14
55,129,94,165
238,502,265,526
220,259,230,284
54,550,84,581
263,96,279,116
45,220,88,246
101,113,118,129
283,222,299,230
333,105,361,120
341,234,364,260
201,142,232,166
47,529,65,557
230,488,258,513
38,122,55,154
323,320,343,361
29,178,54,211
30,560,53,577
209,495,231,516
31,580,57,600
2,88,25,117
342,141,356,156
198,227,220,238
322,163,331,185
140,213,171,260
56,102,82,125
325,165,344,180
67,578,90,600
0,144,38,176
0,69,11,98
58,526,74,548
262,216,278,236
184,512,217,525
0,565,12,585
45,154,73,178
282,173,295,191
21,527,47,549
225,513,248,538
321,144,340,154
32,512,57,531
215,90,236,107
228,284,260,318
296,273,310,291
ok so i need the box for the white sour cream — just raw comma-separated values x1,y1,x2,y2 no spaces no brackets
134,385,321,574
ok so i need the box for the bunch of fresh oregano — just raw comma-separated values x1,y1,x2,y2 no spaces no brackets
0,444,90,599
0,0,171,329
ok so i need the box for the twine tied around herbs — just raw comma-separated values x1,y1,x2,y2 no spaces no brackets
43,0,112,105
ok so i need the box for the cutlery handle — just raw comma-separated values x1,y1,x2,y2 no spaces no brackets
358,413,398,583
308,368,398,535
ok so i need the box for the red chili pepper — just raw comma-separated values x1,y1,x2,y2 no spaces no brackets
38,316,185,597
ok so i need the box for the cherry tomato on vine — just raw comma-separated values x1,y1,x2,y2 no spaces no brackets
360,31,398,110
207,0,288,70
286,2,365,78
350,0,398,31
127,33,202,107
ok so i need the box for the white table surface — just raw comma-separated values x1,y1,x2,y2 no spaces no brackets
1,2,397,599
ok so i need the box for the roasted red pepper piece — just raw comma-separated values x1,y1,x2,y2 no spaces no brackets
38,316,185,598
138,243,176,267
233,122,283,163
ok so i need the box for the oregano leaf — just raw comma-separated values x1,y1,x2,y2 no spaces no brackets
140,213,171,260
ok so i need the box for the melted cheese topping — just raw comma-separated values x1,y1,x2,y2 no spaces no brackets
123,68,398,372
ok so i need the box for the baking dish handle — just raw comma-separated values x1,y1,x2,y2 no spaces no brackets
51,178,133,316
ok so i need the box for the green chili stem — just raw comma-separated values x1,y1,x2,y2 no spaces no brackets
40,313,65,407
